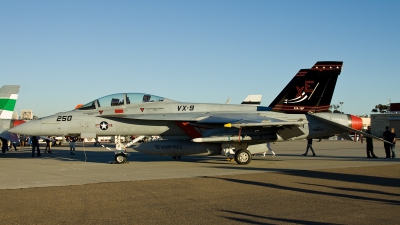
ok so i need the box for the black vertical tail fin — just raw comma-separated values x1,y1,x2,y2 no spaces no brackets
268,61,343,113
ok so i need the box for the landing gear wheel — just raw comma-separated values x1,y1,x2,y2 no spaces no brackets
115,153,127,164
235,149,252,165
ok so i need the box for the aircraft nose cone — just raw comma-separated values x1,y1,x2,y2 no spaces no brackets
9,120,40,136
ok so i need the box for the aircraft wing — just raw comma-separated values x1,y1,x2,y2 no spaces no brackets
97,111,252,122
309,114,392,144
99,112,307,127
99,111,307,141
98,112,210,121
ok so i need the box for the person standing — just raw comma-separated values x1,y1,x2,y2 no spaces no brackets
1,137,7,154
94,137,100,146
302,138,316,156
44,136,52,153
390,128,396,158
365,126,377,158
19,135,25,148
262,142,276,157
31,136,41,157
383,126,392,158
9,140,18,151
68,136,76,155
27,136,31,146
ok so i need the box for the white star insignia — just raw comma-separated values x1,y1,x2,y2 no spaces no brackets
100,122,108,130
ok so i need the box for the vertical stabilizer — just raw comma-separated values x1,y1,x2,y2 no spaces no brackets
0,85,20,119
269,62,343,113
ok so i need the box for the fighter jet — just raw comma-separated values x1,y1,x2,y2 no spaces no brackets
9,62,382,164
0,85,25,144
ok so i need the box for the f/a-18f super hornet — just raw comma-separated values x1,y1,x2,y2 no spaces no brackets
0,85,25,145
9,62,383,164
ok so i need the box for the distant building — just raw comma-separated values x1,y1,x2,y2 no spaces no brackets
390,103,400,113
361,117,371,130
370,103,400,136
21,110,33,120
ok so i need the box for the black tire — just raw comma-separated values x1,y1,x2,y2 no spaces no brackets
115,153,127,164
234,149,252,165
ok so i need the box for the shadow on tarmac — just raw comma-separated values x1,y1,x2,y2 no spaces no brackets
2,144,399,165
220,210,342,225
214,174,400,206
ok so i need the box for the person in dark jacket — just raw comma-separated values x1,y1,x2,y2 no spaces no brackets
302,138,316,156
1,137,8,154
383,126,392,158
365,126,377,158
31,136,41,157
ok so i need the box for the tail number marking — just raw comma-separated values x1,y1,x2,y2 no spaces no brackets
178,105,194,111
56,116,72,121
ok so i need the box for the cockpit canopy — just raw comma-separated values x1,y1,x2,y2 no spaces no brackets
78,93,176,110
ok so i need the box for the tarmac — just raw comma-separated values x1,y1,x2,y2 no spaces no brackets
0,139,399,224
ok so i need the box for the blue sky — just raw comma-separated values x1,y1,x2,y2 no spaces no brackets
1,0,399,118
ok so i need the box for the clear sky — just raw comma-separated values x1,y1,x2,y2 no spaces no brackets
1,0,399,118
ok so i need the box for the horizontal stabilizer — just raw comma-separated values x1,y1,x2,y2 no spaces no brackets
310,114,392,144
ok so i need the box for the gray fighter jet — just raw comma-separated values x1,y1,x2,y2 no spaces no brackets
9,62,382,164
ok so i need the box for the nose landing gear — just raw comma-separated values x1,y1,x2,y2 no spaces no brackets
115,152,128,164
100,135,145,164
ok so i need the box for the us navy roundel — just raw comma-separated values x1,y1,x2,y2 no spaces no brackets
100,121,108,130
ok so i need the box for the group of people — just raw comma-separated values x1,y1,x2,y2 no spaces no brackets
1,135,78,157
1,135,42,157
365,126,396,158
1,137,20,153
32,136,77,157
30,136,54,157
28,136,58,157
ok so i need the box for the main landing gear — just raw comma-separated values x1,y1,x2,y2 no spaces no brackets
221,144,252,165
234,149,252,165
